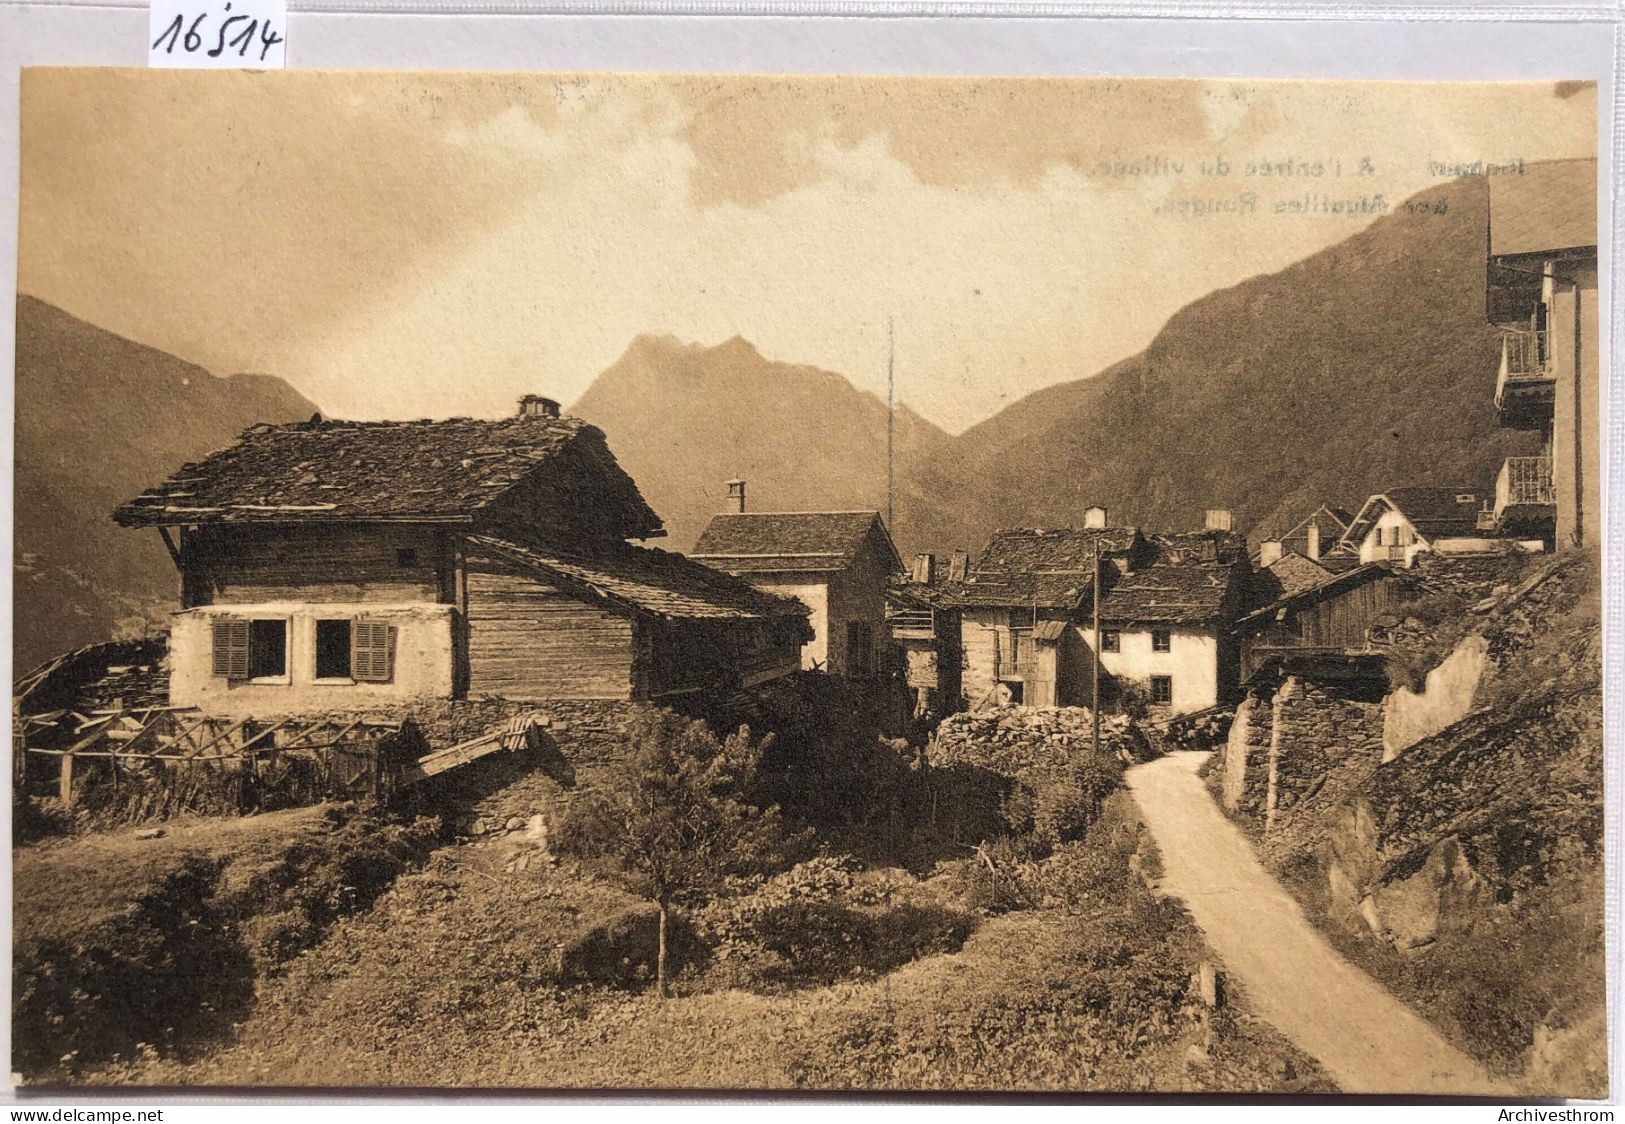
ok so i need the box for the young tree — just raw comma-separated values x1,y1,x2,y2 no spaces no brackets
565,709,798,998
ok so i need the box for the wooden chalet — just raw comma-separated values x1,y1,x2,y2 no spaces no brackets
114,398,811,715
690,487,902,678
885,556,963,717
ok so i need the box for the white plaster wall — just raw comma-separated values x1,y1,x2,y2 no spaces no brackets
1095,626,1218,714
743,578,829,671
171,602,454,716
1381,633,1491,762
1357,509,1426,567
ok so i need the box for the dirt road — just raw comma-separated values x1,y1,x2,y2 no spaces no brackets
1126,751,1508,1096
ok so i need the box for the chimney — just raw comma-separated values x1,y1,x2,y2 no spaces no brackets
1084,505,1109,529
1204,509,1233,532
911,553,937,585
725,479,747,514
1259,541,1283,567
947,549,970,582
518,394,561,419
1306,522,1321,560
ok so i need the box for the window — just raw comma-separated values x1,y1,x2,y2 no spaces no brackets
1100,629,1120,652
211,619,250,679
846,621,874,678
351,620,397,683
1152,629,1172,653
315,619,352,679
248,619,288,679
1150,675,1173,705
1375,527,1384,546
396,548,419,568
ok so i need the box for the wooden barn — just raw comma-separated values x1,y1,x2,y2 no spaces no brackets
114,397,811,715
1236,562,1411,688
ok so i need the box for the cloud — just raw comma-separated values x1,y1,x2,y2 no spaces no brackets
19,73,1598,435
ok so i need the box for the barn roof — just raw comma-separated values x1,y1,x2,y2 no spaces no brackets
690,511,901,574
1238,562,1399,627
949,527,1142,610
114,414,664,539
469,535,812,624
1488,158,1597,259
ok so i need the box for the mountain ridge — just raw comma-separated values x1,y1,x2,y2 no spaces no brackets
13,294,320,670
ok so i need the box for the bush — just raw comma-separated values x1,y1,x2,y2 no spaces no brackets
702,898,974,991
557,905,706,986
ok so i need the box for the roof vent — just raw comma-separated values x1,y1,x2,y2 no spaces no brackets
911,553,937,585
947,549,970,582
725,479,746,514
1204,509,1233,532
518,394,561,419
1083,505,1109,529
1259,540,1284,567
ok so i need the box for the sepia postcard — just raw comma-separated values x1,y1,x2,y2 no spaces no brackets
10,68,1607,1098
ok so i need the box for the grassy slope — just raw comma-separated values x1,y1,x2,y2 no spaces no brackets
82,795,1330,1093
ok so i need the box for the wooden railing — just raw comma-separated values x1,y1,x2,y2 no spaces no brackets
1502,329,1550,377
1494,455,1555,521
1496,329,1556,420
885,608,935,637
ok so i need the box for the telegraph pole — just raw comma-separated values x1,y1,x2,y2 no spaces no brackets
1092,536,1102,756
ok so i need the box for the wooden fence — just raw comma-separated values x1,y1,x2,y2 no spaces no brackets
16,706,424,820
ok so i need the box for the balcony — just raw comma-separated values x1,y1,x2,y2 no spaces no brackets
998,629,1035,680
886,608,936,641
1494,330,1556,429
1493,455,1556,529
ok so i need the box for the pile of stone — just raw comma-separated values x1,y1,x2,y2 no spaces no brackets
929,705,1152,777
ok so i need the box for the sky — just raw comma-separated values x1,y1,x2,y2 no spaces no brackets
18,71,1597,434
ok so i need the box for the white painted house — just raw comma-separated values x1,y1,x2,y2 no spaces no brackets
1339,487,1543,569
1092,518,1253,716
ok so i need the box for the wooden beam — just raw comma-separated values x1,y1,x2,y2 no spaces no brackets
157,527,183,568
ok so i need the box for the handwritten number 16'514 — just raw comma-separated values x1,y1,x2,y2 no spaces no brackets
153,4,285,62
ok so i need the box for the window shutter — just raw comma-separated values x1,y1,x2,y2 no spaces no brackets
211,619,250,679
351,621,397,683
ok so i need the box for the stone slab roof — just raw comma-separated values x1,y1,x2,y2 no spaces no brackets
115,414,663,540
469,535,812,624
691,511,899,574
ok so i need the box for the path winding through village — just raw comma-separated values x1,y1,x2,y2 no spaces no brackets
1126,751,1509,1097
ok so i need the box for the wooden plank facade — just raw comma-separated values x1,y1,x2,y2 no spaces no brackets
1240,566,1405,683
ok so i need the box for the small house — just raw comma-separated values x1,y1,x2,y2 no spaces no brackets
114,399,811,715
689,483,903,678
1092,516,1253,715
1339,487,1544,568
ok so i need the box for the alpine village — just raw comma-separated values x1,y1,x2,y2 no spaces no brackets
13,161,1605,1095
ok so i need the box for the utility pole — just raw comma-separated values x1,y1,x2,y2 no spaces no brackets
1092,536,1102,757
